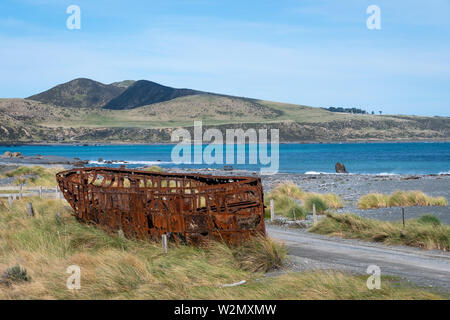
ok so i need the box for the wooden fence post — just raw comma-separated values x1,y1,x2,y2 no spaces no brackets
162,234,168,254
402,207,405,228
56,212,62,224
270,199,274,222
27,202,35,217
8,195,13,208
19,184,23,199
313,203,317,225
39,186,43,199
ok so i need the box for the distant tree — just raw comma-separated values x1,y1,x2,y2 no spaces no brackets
379,111,382,115
325,107,368,114
371,111,375,115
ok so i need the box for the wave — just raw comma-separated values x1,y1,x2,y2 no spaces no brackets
304,171,402,176
304,171,344,175
305,171,329,175
88,160,172,165
374,172,400,176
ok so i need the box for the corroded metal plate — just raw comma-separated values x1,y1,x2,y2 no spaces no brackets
56,167,266,244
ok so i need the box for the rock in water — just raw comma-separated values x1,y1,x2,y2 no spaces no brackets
2,151,12,158
335,162,348,173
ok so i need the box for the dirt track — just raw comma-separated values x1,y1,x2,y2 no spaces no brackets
267,225,450,291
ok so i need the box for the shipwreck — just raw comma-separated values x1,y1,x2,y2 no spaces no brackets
56,167,266,244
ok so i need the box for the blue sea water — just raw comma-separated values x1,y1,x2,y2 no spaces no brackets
0,142,449,175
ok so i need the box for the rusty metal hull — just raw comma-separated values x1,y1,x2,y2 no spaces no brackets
56,167,266,244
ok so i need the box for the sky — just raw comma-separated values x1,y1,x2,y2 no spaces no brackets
0,0,449,116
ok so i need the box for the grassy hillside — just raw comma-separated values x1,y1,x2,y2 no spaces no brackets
0,93,449,143
103,80,201,110
26,78,132,109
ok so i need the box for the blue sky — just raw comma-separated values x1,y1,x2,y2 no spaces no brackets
0,0,449,116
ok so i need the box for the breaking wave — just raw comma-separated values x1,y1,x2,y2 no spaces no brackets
89,160,172,165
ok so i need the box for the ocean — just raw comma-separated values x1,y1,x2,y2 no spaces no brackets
0,142,449,175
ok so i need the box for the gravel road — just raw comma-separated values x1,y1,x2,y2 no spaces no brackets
267,225,450,291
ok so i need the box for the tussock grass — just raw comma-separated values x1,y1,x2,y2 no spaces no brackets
265,182,343,219
269,181,305,199
357,193,389,209
320,193,344,210
311,212,450,251
0,198,444,299
304,195,328,214
358,190,448,209
233,235,287,273
270,182,343,209
1,166,62,187
417,214,441,226
264,194,307,219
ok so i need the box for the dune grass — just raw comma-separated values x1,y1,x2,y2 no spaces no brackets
269,182,305,199
264,193,307,220
0,197,444,300
304,195,328,214
310,212,450,251
358,190,448,209
265,182,344,219
417,214,441,226
0,166,62,187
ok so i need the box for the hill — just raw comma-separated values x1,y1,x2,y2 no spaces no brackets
1,96,449,144
26,78,133,108
103,80,201,110
0,77,447,143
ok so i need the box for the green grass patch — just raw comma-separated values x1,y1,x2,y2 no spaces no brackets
1,166,61,187
310,212,450,251
264,194,307,219
265,182,344,219
417,214,441,226
143,166,164,172
304,195,328,214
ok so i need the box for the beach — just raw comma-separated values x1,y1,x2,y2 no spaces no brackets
162,167,450,223
0,144,449,224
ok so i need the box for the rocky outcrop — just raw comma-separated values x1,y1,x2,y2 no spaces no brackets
1,151,22,158
335,162,348,173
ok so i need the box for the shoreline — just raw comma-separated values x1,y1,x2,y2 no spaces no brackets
1,139,450,147
0,163,448,224
1,159,449,176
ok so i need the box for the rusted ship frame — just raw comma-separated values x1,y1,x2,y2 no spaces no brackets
56,167,266,244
